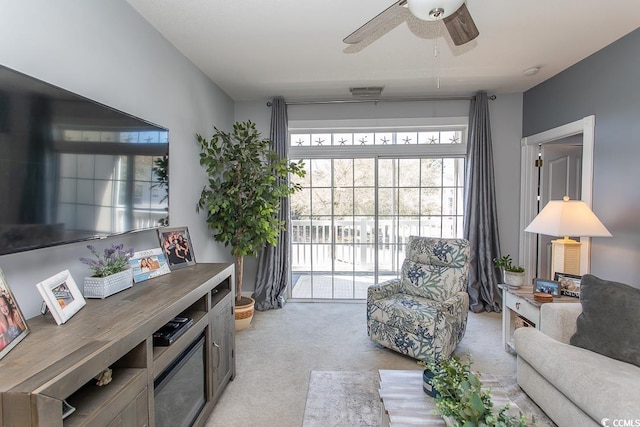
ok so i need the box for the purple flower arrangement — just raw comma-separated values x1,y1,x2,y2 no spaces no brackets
80,243,135,278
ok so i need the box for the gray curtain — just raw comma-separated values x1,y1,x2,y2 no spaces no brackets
253,97,290,311
463,91,502,313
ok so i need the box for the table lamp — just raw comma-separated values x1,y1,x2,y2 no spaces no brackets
524,196,611,277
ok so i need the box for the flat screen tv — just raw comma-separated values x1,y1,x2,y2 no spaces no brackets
0,64,169,255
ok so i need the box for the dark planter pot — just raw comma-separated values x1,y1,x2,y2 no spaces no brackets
422,369,439,398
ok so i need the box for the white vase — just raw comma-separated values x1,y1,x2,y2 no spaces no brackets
83,268,134,299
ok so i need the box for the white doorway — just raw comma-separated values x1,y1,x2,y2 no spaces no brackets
519,116,595,283
537,140,583,279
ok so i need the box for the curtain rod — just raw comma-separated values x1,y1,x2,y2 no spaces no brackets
266,94,496,107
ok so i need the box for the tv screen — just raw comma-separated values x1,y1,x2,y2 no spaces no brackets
0,64,169,255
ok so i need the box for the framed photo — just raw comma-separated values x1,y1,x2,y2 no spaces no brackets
129,248,171,283
554,272,582,298
533,278,561,297
36,270,86,325
157,226,196,270
0,269,29,360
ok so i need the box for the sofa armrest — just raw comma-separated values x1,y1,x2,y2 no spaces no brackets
367,278,401,301
539,302,582,344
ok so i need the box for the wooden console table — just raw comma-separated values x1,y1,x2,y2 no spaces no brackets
501,284,577,352
0,263,235,427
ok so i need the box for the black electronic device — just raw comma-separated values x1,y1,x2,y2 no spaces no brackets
153,316,194,346
0,64,169,255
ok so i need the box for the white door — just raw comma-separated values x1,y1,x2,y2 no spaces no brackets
536,141,583,279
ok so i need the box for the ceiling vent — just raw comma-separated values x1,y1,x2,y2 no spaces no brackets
350,86,384,97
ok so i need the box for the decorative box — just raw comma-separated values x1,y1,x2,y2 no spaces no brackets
83,268,134,299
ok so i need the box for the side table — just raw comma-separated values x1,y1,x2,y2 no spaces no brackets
500,284,577,352
378,370,524,426
378,370,444,426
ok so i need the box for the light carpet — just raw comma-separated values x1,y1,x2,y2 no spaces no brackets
302,370,555,427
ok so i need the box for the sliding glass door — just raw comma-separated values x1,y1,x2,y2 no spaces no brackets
289,126,465,300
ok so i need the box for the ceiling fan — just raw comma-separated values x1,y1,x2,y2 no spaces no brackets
343,0,479,47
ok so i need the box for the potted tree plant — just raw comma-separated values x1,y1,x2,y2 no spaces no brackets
493,255,525,288
196,121,305,331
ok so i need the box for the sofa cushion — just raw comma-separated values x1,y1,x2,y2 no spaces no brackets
569,274,640,367
515,327,640,421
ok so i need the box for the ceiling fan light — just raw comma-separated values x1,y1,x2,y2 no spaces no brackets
407,0,465,21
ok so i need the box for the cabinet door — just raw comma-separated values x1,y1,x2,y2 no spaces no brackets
210,293,235,403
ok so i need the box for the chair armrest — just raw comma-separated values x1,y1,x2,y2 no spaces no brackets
367,278,401,301
437,291,468,313
539,302,582,344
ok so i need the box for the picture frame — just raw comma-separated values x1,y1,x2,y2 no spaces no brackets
157,226,196,270
0,269,29,360
533,278,561,297
554,272,582,298
129,247,171,283
36,270,86,325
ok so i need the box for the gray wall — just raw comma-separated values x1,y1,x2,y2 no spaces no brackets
523,28,640,286
0,0,234,318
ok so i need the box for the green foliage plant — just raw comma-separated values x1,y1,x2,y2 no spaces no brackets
419,354,532,427
196,121,305,305
492,255,525,273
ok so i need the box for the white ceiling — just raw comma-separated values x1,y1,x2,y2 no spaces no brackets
125,0,640,102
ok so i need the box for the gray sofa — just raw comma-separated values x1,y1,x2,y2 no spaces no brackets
514,303,640,427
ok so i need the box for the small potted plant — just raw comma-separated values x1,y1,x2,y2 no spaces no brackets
420,355,531,426
493,255,525,288
80,243,135,299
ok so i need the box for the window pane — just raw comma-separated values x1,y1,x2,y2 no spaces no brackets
311,133,331,146
398,159,420,187
398,188,419,215
421,158,443,186
333,187,353,216
354,187,375,215
311,159,332,187
421,188,442,215
333,133,353,146
334,159,353,187
311,188,332,215
377,188,396,216
354,158,374,186
291,188,311,216
378,159,396,187
290,134,310,147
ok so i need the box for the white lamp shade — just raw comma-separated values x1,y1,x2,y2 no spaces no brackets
524,197,612,238
406,0,465,21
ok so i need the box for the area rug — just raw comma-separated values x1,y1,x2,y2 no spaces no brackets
302,370,555,427
302,371,381,427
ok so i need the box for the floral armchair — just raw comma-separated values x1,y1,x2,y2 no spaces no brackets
367,236,470,362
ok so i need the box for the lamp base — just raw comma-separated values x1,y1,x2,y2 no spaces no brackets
551,238,581,277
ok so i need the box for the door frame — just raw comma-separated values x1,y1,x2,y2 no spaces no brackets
519,115,595,283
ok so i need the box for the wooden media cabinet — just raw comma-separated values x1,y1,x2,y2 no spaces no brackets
0,263,235,427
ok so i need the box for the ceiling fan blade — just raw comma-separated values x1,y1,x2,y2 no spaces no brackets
343,0,408,44
443,3,479,46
